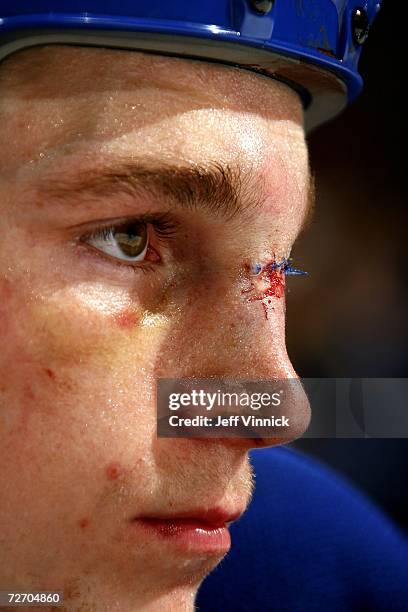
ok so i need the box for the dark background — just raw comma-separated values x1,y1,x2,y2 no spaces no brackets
288,1,408,532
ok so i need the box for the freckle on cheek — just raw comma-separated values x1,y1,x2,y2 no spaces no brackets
105,462,123,480
78,517,91,529
114,310,139,329
44,368,56,380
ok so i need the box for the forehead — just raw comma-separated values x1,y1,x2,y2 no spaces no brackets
0,44,302,116
0,45,306,177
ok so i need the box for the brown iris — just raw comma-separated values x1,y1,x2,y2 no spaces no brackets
113,221,148,257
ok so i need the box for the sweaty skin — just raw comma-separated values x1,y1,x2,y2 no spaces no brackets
0,46,311,611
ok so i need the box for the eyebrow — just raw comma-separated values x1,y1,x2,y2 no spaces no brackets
35,158,315,229
36,159,269,222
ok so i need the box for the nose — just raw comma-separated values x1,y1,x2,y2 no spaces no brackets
155,275,311,450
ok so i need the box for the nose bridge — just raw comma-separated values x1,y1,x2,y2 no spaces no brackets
160,274,311,449
179,270,293,381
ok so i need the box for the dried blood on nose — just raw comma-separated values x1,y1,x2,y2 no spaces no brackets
248,269,286,319
262,270,286,299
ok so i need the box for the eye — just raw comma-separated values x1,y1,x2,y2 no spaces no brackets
85,220,149,263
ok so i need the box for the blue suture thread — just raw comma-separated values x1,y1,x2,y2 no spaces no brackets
282,257,308,276
252,257,308,276
251,262,263,275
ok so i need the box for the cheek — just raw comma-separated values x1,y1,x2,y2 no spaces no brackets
114,310,140,329
13,285,158,371
0,281,158,545
0,278,166,456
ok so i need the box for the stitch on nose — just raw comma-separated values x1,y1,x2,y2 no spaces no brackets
244,257,307,319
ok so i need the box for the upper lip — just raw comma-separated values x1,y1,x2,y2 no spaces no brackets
135,507,244,528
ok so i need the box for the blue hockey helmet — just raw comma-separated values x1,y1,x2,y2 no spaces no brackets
0,1,381,130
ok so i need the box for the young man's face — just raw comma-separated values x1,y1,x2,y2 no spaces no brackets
0,46,311,610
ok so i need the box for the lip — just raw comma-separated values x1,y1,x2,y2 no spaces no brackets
149,507,243,526
130,507,243,555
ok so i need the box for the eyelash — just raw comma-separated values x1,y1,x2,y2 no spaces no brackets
78,212,179,273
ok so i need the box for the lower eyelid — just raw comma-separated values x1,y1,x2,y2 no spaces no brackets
75,240,155,276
